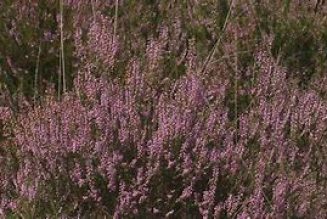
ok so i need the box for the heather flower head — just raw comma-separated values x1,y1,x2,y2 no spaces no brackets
0,107,11,124
88,14,118,69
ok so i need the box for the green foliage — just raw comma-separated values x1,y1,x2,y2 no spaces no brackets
272,17,319,87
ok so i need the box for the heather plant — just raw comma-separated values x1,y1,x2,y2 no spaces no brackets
0,1,327,218
2,38,327,217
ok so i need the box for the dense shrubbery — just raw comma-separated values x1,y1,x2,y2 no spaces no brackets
0,1,327,218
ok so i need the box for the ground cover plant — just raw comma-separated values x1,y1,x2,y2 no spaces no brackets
0,0,326,218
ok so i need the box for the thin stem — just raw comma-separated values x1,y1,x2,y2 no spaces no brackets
91,0,96,22
58,46,62,100
90,0,98,65
34,42,42,105
199,0,234,75
60,0,66,94
202,0,234,114
234,32,238,142
113,0,119,40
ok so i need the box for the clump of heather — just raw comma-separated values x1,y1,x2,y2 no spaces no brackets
0,2,327,218
1,36,326,217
